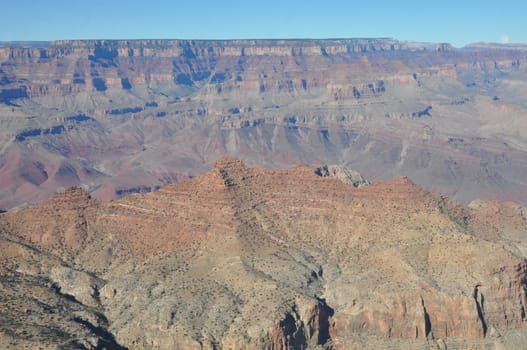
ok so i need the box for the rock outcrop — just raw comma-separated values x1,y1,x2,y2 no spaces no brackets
1,158,526,349
314,164,369,187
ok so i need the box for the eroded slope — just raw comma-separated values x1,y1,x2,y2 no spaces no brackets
1,158,527,349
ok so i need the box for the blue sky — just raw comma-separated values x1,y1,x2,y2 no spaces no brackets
2,0,526,47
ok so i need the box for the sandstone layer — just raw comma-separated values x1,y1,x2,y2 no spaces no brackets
1,158,526,349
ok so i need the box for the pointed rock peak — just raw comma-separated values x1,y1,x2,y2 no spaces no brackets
392,176,417,186
59,186,91,197
468,199,489,210
47,186,92,206
213,156,247,171
386,176,426,193
314,164,369,188
213,156,249,188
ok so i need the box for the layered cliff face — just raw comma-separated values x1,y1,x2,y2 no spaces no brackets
0,39,527,209
1,158,526,349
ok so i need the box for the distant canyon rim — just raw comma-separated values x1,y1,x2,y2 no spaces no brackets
0,38,526,209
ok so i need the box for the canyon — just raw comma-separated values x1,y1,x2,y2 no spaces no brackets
0,39,526,208
1,157,527,349
1,38,527,349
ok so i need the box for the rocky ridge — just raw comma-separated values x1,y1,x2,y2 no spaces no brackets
1,158,527,349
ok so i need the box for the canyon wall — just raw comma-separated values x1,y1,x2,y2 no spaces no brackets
1,39,527,208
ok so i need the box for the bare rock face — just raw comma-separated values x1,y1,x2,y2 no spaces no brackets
1,158,527,349
315,164,369,187
1,39,527,209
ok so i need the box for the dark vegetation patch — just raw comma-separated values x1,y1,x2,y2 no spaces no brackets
320,129,330,141
16,125,65,142
175,71,211,86
175,73,193,86
107,106,143,115
72,72,85,84
211,72,228,83
121,77,132,90
88,44,118,68
14,115,97,143
192,71,211,81
42,125,66,135
0,87,28,105
240,120,250,128
239,118,265,128
412,105,432,118
0,68,23,86
115,185,160,196
65,114,94,123
368,81,385,93
181,44,196,59
92,78,107,91
0,75,12,85
285,116,297,124
352,86,361,98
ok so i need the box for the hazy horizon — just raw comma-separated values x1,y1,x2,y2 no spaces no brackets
0,38,522,50
1,0,526,48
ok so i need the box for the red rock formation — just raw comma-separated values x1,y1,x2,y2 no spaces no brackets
1,158,526,348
